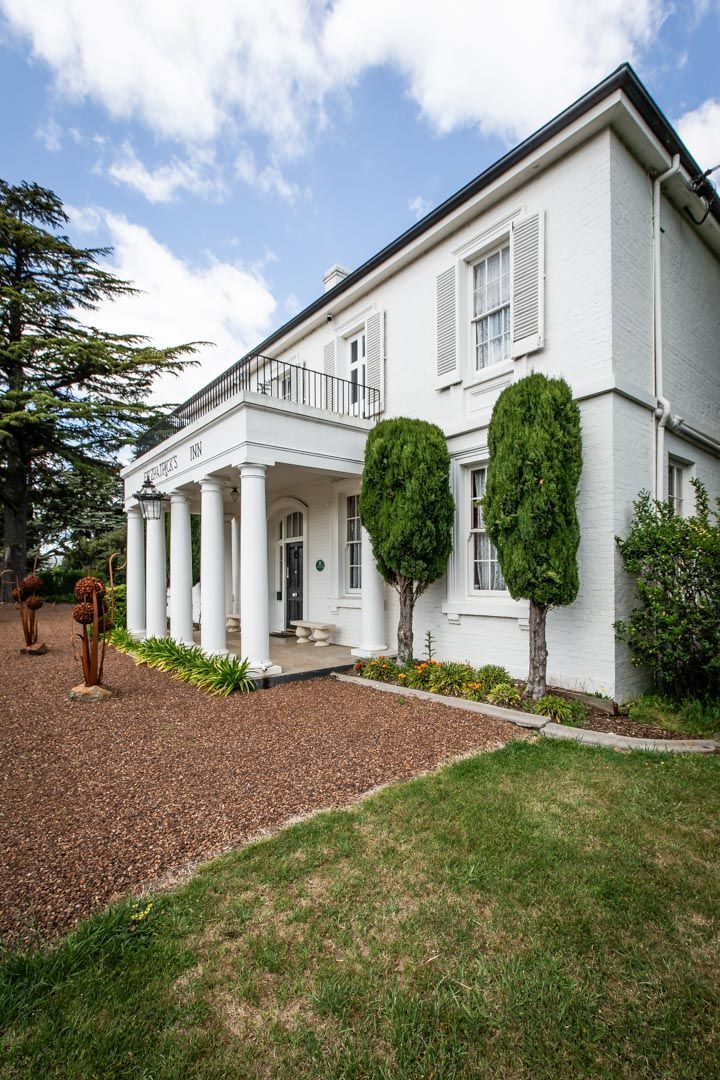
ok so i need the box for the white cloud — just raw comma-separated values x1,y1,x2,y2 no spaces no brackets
235,146,303,203
409,195,432,220
35,117,62,150
324,0,665,142
106,143,226,203
67,208,277,405
2,0,669,154
676,98,720,172
285,292,301,315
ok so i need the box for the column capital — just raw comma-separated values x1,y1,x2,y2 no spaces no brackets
200,477,225,493
169,489,191,504
126,504,142,518
239,463,267,480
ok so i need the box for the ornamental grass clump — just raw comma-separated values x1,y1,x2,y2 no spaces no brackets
125,636,256,696
532,694,589,725
485,683,523,708
401,659,440,690
426,662,475,697
354,656,401,683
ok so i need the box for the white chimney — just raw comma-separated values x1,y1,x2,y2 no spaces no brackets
322,263,351,292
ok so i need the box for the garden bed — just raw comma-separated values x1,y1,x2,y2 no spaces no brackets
352,657,710,741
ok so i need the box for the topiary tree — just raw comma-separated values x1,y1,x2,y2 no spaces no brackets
615,479,720,699
484,373,582,699
360,418,454,663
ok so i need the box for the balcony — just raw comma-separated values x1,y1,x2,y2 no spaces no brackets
136,354,381,457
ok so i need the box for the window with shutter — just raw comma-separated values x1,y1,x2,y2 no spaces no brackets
510,211,544,356
436,265,457,383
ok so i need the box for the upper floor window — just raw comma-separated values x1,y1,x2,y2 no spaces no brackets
668,458,686,517
470,467,505,591
348,331,367,414
345,494,362,591
472,245,510,370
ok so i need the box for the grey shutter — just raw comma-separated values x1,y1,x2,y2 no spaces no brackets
511,211,544,356
323,339,336,412
436,266,457,382
365,310,384,416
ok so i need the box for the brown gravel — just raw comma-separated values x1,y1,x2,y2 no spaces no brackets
0,604,529,948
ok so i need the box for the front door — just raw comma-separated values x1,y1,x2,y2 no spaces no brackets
285,541,303,627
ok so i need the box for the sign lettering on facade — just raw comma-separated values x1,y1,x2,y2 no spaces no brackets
189,440,203,462
144,455,178,482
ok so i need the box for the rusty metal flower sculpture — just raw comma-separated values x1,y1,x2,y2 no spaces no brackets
71,575,109,688
2,569,47,653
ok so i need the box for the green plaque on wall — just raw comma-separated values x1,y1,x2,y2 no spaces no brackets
315,559,325,571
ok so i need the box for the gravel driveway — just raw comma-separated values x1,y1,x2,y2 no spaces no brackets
1,604,528,947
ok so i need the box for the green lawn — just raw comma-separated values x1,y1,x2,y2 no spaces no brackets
2,740,720,1079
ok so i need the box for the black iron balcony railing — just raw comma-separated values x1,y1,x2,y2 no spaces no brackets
136,354,381,458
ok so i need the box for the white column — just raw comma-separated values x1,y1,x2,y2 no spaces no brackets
126,507,146,638
231,514,241,617
352,526,388,657
224,518,233,617
200,478,227,655
145,511,167,639
240,464,279,673
170,492,194,646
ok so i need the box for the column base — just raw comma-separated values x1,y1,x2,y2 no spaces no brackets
351,645,392,658
128,628,147,640
248,662,282,677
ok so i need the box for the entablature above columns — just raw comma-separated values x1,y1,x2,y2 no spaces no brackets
121,394,371,506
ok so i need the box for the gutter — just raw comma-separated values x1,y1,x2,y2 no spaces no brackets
652,154,681,498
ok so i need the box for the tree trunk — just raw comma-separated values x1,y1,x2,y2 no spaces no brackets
396,577,415,664
2,440,28,601
526,599,548,700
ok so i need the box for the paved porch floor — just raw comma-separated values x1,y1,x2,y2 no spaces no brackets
194,627,356,678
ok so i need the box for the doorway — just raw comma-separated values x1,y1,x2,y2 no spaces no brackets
285,540,303,627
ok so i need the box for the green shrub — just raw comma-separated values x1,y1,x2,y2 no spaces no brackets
426,662,475,697
486,683,522,708
615,480,720,699
41,566,79,602
353,656,401,684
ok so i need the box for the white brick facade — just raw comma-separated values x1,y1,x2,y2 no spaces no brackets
123,68,720,701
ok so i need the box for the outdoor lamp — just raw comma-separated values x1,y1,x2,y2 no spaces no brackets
133,477,165,520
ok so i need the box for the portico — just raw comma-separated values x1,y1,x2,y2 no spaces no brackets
122,379,389,678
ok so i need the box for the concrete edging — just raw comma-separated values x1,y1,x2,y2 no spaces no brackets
333,673,720,754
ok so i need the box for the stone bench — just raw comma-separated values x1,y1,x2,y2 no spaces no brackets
290,620,335,647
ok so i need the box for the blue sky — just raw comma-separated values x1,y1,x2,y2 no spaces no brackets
1,0,719,405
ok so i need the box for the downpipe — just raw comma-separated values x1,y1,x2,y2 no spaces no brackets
652,154,680,499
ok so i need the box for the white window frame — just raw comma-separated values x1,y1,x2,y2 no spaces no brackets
667,457,688,517
345,493,362,592
347,329,367,416
468,466,506,594
470,243,511,373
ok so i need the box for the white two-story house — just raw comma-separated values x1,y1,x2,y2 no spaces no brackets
121,63,720,702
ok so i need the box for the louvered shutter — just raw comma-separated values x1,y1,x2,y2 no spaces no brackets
511,212,544,356
323,340,336,411
436,266,457,383
365,310,384,416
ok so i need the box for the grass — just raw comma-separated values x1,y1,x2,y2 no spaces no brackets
2,740,720,1078
626,693,720,738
